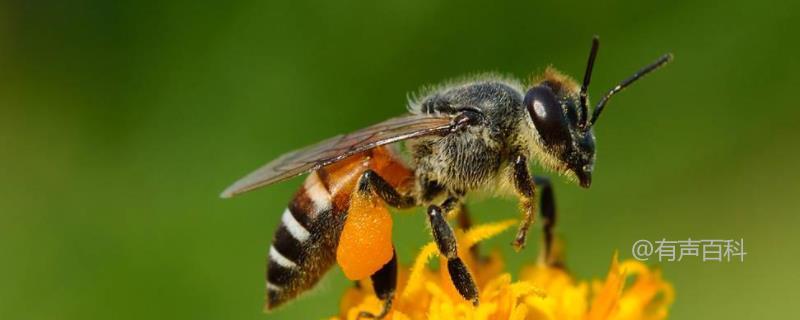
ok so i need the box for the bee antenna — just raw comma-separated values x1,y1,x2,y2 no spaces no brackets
589,53,673,127
579,36,600,128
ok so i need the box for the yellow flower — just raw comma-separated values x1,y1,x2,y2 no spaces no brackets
331,220,673,320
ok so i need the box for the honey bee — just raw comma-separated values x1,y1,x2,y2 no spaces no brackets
221,36,671,318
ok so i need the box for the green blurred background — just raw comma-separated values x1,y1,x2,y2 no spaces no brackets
2,0,798,319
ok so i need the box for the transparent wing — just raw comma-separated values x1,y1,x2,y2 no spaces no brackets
220,114,456,198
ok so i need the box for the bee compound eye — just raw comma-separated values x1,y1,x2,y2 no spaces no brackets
524,86,571,148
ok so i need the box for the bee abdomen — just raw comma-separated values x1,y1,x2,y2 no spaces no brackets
265,177,346,310
264,152,396,310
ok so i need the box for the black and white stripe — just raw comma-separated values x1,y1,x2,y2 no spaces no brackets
265,171,345,310
281,208,310,242
266,207,307,292
269,245,297,269
304,172,332,213
265,204,344,310
266,203,319,304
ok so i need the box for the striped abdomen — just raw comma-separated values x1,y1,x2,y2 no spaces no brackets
265,147,412,309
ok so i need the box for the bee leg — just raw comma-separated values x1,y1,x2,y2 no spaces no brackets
533,176,557,265
357,249,397,319
428,202,480,306
357,170,416,208
454,203,472,230
351,170,407,318
511,153,536,251
454,203,484,259
440,197,481,261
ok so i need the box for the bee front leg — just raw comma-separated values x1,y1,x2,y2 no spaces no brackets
511,153,536,251
428,201,479,306
357,249,397,319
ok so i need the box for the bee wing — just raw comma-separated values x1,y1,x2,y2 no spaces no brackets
220,114,456,198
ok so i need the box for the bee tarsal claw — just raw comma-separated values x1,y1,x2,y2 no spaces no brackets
512,237,527,252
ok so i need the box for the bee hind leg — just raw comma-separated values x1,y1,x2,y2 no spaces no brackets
357,249,398,319
428,200,479,306
357,170,416,208
351,169,408,318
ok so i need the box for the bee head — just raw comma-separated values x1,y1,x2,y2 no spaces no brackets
523,36,672,188
524,69,595,188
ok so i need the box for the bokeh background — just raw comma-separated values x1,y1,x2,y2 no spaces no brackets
2,0,798,319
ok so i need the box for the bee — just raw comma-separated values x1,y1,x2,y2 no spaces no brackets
221,36,671,318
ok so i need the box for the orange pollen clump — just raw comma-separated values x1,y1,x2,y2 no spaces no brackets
336,194,394,280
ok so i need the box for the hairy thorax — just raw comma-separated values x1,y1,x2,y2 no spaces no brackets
409,125,505,202
406,77,526,202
